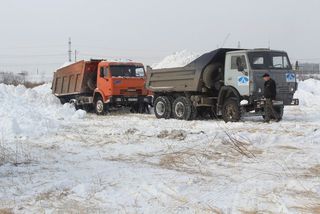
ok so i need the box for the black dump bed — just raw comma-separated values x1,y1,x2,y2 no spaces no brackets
146,48,240,92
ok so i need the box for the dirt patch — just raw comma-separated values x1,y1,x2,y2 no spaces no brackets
277,145,300,150
238,209,274,214
0,209,14,214
124,128,138,135
157,130,187,141
35,188,70,202
300,164,320,178
291,203,320,214
309,164,320,176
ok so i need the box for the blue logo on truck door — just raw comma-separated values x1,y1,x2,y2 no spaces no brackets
238,76,249,86
114,80,122,85
286,73,295,82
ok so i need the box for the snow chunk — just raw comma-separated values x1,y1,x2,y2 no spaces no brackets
295,78,320,107
152,50,201,69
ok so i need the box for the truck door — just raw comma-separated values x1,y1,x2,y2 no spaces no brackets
97,66,112,97
225,53,250,96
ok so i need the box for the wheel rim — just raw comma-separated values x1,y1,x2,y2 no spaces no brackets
96,100,104,113
156,101,165,116
226,104,236,120
175,102,185,118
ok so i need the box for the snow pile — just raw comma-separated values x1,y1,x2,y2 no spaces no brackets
295,78,320,107
152,50,201,69
0,83,86,142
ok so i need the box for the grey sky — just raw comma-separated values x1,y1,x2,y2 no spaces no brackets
0,0,319,76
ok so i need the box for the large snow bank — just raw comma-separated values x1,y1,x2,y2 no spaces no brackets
0,83,86,142
152,50,201,69
294,78,320,107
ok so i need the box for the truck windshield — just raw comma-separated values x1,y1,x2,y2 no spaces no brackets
110,65,145,77
248,52,292,70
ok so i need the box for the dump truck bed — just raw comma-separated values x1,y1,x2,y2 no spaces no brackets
52,60,99,97
146,48,240,92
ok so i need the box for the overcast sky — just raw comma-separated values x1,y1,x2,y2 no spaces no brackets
0,0,319,75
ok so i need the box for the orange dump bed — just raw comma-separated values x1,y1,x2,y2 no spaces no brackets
52,60,99,96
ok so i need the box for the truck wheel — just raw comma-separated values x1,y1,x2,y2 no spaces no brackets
95,98,106,115
172,96,192,120
222,98,240,122
262,105,284,121
275,106,284,120
271,106,283,121
154,96,171,119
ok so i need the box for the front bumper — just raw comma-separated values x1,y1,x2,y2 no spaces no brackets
288,98,299,105
107,96,153,105
255,98,299,108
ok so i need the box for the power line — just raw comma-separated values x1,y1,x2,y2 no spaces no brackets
0,53,66,58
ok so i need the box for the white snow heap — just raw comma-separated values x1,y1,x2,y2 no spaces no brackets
0,83,86,142
152,50,201,69
294,78,320,107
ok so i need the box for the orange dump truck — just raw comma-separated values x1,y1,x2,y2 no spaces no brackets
52,60,153,114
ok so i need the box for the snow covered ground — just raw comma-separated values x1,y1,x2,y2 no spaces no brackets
0,79,320,213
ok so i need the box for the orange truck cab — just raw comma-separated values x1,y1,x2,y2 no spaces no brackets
52,59,153,115
94,61,152,114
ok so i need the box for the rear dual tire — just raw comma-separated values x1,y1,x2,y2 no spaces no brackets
154,96,195,120
172,97,193,120
154,96,172,119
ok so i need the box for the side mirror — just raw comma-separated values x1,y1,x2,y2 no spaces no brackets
238,65,244,72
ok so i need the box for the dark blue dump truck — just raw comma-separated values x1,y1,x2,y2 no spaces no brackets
146,48,299,122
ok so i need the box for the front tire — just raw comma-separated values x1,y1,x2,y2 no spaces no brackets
272,105,283,121
222,98,241,122
172,96,192,120
95,98,106,115
154,96,172,119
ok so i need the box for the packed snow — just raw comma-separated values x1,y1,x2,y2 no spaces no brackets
0,83,86,143
152,50,201,69
0,80,320,212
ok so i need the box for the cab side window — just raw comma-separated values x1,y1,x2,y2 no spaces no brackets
231,55,247,70
100,67,109,77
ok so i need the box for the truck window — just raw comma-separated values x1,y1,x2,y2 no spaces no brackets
231,55,247,70
248,52,292,70
135,67,145,77
272,55,290,69
110,65,145,77
100,67,109,77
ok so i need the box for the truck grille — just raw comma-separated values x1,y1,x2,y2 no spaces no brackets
278,86,289,94
120,89,142,95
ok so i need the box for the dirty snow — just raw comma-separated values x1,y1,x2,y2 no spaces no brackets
0,80,320,213
152,50,201,69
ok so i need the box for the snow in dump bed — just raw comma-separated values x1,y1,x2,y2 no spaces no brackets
0,83,86,143
152,50,201,69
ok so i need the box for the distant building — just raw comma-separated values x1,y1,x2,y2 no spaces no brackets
299,63,320,74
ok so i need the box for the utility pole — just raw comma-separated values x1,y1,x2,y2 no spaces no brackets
237,41,241,48
220,33,231,48
74,50,77,62
68,37,72,62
